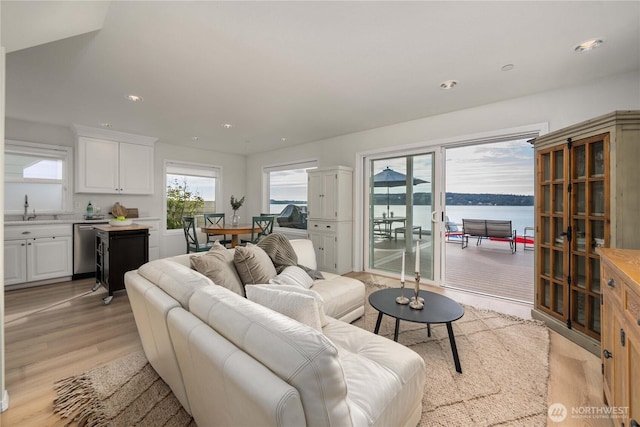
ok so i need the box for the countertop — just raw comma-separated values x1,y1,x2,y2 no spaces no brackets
93,224,152,232
5,217,160,226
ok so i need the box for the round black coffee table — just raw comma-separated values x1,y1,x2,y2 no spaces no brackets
369,288,465,373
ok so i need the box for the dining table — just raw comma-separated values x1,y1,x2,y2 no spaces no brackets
201,223,260,248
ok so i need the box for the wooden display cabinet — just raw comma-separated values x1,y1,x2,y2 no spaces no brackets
532,111,640,349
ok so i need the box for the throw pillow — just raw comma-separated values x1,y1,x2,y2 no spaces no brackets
233,243,278,285
245,285,323,332
190,241,245,296
257,233,298,273
269,265,313,289
254,284,328,327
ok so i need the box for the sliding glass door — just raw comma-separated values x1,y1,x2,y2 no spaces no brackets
368,153,437,282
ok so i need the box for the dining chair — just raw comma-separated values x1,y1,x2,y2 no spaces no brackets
182,216,214,253
241,215,275,245
203,213,231,246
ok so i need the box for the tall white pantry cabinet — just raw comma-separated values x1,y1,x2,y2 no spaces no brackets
307,166,353,274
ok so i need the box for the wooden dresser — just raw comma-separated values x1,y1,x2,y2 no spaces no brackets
599,248,640,426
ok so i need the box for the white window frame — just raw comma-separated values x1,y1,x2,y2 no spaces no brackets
263,159,318,231
164,160,222,234
4,140,73,214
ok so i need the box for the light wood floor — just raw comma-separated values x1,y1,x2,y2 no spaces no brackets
2,275,610,426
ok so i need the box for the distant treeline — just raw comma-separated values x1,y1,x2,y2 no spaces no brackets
376,192,533,206
272,193,533,206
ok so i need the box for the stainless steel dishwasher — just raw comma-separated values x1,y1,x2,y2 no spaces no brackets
73,222,108,279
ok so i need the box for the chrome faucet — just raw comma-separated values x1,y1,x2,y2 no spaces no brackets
23,194,36,221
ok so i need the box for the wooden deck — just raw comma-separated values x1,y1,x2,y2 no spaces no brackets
445,237,534,303
371,234,534,303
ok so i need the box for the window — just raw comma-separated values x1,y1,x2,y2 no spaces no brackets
165,161,220,231
4,140,72,213
264,160,317,229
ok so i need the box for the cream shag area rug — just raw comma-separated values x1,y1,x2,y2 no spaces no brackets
354,282,550,426
54,282,549,427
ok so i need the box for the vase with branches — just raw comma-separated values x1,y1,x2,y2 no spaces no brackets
230,195,245,226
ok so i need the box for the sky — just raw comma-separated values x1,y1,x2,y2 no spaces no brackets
445,139,534,195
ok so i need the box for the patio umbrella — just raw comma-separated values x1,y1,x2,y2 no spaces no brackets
373,167,428,217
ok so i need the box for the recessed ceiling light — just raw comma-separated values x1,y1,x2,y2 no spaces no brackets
100,122,113,128
440,80,458,90
501,64,515,72
281,137,287,142
574,38,604,53
126,94,144,102
222,123,233,129
192,136,200,141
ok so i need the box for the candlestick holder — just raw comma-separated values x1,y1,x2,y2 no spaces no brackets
396,281,410,304
410,272,424,309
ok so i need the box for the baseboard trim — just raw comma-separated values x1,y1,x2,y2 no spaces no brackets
531,309,600,357
0,389,9,412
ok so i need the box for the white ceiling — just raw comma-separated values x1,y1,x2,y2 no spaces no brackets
3,1,640,155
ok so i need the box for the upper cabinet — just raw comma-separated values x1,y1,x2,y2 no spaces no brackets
73,125,157,194
307,166,353,221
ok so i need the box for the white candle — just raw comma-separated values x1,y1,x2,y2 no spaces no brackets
400,252,405,282
415,241,420,272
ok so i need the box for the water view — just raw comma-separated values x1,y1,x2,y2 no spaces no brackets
270,203,533,236
373,205,533,236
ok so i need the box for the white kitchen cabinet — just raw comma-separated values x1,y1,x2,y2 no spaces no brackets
73,125,157,195
27,236,73,282
308,220,352,274
4,239,27,285
307,166,353,221
4,224,72,287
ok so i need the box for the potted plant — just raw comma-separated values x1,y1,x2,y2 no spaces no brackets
230,195,245,226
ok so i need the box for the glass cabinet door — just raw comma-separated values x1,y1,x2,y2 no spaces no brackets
536,133,609,339
536,146,568,319
568,134,609,338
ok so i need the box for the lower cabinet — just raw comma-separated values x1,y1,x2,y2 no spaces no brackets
4,224,72,286
599,248,640,427
134,219,160,260
307,220,352,274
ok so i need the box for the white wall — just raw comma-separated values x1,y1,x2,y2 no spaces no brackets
244,71,640,217
4,118,247,258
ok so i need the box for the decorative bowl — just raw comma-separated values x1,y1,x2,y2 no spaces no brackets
109,218,133,226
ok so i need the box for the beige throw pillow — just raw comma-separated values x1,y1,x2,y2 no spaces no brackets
190,241,245,296
245,285,323,332
233,243,277,285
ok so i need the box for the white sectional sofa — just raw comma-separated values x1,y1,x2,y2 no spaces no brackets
125,238,425,427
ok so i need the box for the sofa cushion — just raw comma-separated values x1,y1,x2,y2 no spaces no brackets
257,233,298,273
138,259,213,309
323,317,425,427
190,241,245,296
312,274,365,320
189,286,352,427
246,285,323,332
269,265,314,289
233,244,278,285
